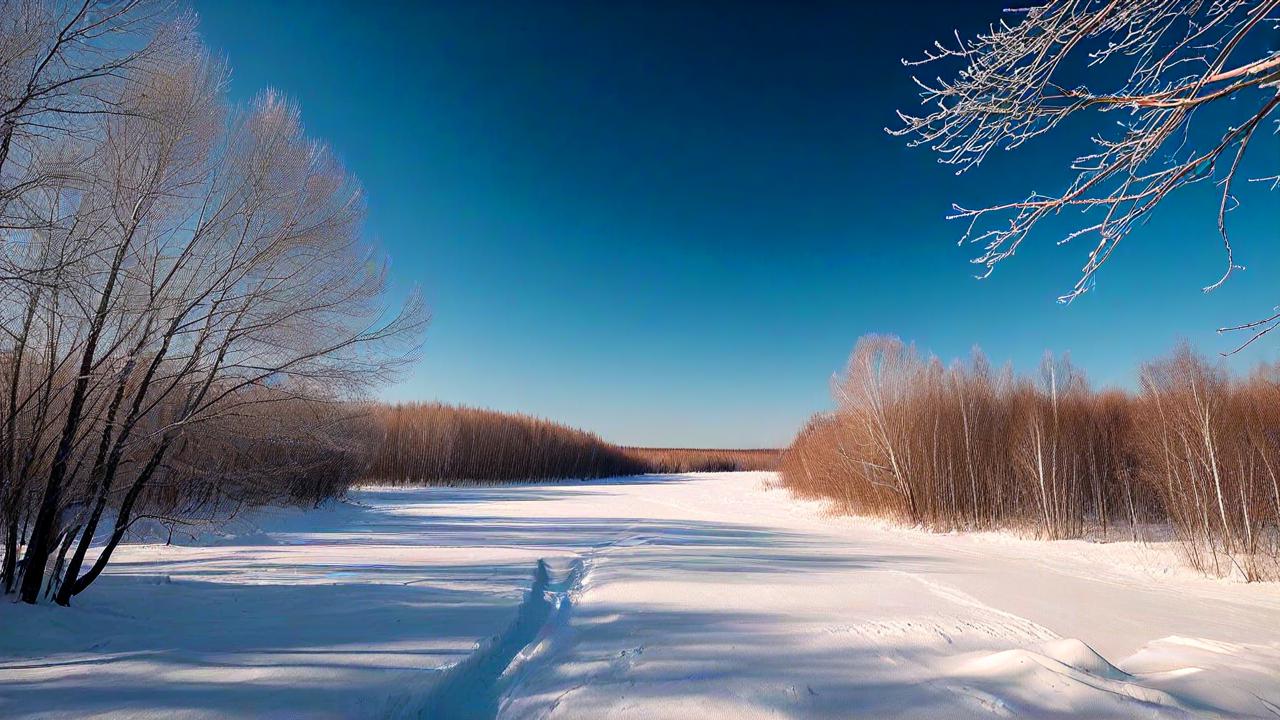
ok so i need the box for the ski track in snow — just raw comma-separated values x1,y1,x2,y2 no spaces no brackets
1,472,1279,719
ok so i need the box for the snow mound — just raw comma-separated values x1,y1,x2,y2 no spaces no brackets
963,638,1130,680
950,638,1188,715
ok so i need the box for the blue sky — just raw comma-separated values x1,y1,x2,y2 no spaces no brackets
194,1,1279,448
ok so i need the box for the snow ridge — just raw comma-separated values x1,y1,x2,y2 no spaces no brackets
947,638,1192,716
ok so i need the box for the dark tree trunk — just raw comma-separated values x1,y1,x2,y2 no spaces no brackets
18,231,135,604
58,439,171,604
1,508,18,593
47,525,80,601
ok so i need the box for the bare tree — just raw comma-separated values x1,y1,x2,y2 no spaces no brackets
0,1,186,275
891,0,1280,349
1,2,187,591
0,1,426,605
781,333,1279,579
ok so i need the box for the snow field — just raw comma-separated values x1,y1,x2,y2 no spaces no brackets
2,473,1278,719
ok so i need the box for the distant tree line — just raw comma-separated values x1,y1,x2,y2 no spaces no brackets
0,1,423,606
781,336,1280,581
621,447,779,474
367,402,652,483
365,402,778,484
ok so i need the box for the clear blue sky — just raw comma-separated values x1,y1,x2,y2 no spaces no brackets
194,1,1279,448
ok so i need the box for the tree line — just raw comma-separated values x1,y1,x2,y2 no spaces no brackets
365,403,778,484
0,1,423,606
621,447,779,473
367,402,652,483
780,336,1280,580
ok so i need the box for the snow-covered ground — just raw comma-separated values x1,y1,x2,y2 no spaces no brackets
2,472,1278,719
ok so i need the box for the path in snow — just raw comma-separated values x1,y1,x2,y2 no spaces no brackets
2,472,1278,719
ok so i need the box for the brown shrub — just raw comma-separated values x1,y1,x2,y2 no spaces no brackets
622,447,780,473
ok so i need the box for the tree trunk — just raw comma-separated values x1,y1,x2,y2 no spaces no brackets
59,441,170,603
18,228,136,604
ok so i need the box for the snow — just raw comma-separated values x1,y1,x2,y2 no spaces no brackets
2,472,1279,719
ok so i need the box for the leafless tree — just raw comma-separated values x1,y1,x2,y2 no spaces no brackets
0,1,425,605
781,334,1279,579
0,1,187,280
891,0,1280,349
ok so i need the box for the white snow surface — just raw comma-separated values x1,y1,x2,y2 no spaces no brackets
2,471,1278,719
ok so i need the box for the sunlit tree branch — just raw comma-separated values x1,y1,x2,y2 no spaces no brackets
890,0,1280,350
